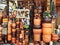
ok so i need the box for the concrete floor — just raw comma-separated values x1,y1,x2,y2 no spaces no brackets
53,42,60,45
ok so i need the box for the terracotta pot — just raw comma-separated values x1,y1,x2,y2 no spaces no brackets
23,40,26,45
52,33,59,41
42,28,53,35
12,29,16,33
8,20,12,27
8,28,11,34
34,14,41,26
20,22,24,29
42,23,52,28
21,30,24,40
33,29,41,34
16,39,19,45
33,29,41,41
34,18,41,26
12,23,16,27
34,34,41,42
43,35,51,43
25,31,29,44
8,34,11,41
12,38,16,43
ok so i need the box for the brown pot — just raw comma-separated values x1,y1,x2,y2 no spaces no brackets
43,35,51,43
42,23,52,28
52,33,59,41
42,28,53,35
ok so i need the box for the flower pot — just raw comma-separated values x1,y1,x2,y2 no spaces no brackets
42,28,53,35
42,23,52,28
52,33,59,41
33,29,41,41
43,35,51,43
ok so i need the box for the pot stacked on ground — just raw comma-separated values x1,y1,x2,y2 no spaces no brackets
0,25,3,43
33,14,41,42
11,18,16,44
34,14,41,28
42,23,53,43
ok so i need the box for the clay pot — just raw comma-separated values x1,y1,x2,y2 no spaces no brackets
42,23,52,28
42,28,53,35
43,35,51,43
34,15,41,26
52,33,59,41
23,40,26,45
12,38,16,43
33,29,41,34
33,29,41,41
8,34,11,41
